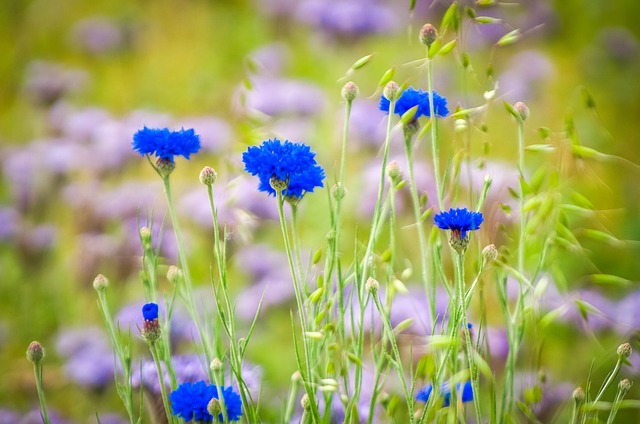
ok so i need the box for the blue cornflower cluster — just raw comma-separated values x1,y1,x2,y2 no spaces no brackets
416,381,474,406
142,303,159,321
169,381,243,422
132,127,201,162
379,87,449,118
242,138,325,198
434,208,484,239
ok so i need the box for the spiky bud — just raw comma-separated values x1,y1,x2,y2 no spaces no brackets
482,244,498,262
269,177,288,193
419,23,438,47
619,379,632,392
572,387,585,403
341,81,359,102
383,81,400,102
291,370,302,383
386,160,402,185
210,358,224,373
514,101,530,121
167,265,183,285
27,341,44,364
403,119,420,138
301,393,311,411
366,277,379,294
92,274,109,291
332,183,346,201
617,342,632,359
207,398,221,418
199,166,217,186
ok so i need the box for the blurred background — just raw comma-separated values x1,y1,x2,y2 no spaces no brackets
1,0,640,422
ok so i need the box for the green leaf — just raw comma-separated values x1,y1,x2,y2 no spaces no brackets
427,38,441,59
393,318,414,334
503,101,521,120
582,229,623,247
497,29,521,46
525,144,555,152
538,127,551,139
465,6,476,19
475,16,501,24
439,39,458,56
350,54,373,70
441,3,459,33
400,105,419,125
377,67,395,88
591,274,632,287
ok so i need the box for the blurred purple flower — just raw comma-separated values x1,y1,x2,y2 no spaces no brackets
248,43,290,76
70,16,127,55
0,409,20,423
499,50,554,103
56,327,115,389
132,354,207,393
174,117,232,153
238,76,326,118
91,414,128,424
296,0,399,39
614,289,640,334
0,207,19,241
20,409,72,424
22,60,88,106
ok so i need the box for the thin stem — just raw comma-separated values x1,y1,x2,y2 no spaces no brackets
593,359,622,404
427,58,444,211
404,131,434,323
162,176,214,371
33,362,51,424
275,189,321,422
150,342,176,424
517,119,526,275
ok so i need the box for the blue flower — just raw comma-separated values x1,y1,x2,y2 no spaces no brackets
433,208,483,239
169,381,243,422
242,138,325,198
416,381,474,406
142,303,158,321
132,127,201,162
379,87,449,118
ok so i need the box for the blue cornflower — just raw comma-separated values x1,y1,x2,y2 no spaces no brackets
434,208,483,239
169,381,243,422
416,380,474,406
132,127,201,162
242,138,325,198
142,303,159,321
379,87,449,118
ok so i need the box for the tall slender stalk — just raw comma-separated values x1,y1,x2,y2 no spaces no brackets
427,59,444,211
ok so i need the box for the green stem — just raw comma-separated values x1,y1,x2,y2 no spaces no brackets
517,119,526,275
33,362,51,424
427,59,444,211
150,342,176,424
162,176,214,372
404,131,434,323
593,359,622,404
275,189,321,422
372,292,415,423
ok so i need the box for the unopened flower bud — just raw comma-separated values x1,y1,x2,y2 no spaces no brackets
93,274,109,291
301,393,311,410
291,370,302,383
419,23,438,47
383,81,399,102
207,398,221,417
27,341,44,364
210,358,224,373
514,101,529,121
386,161,402,184
199,166,217,186
619,379,632,392
617,342,632,358
482,244,498,262
156,157,176,177
572,387,585,403
366,277,379,294
139,226,152,249
341,81,359,102
332,183,346,201
167,265,183,285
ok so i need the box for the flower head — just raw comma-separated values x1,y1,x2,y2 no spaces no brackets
169,381,243,422
434,208,483,239
142,303,159,321
242,138,325,198
416,380,474,406
379,87,449,118
132,127,201,162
